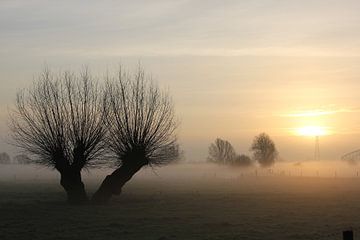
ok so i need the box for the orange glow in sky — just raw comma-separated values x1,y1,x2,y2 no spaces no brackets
296,126,329,137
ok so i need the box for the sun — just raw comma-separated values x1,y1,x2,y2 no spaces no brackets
296,126,328,136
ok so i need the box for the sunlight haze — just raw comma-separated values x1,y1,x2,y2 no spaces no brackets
1,0,360,161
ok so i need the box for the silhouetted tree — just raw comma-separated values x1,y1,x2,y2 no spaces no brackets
207,138,236,164
0,152,11,164
250,133,278,167
10,69,107,204
233,154,253,167
92,67,179,204
13,154,31,164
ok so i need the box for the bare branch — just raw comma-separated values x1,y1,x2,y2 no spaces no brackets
9,68,108,171
105,66,179,167
208,138,236,164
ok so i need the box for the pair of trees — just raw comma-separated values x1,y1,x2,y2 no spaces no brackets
0,153,32,164
208,133,278,168
208,138,253,167
10,67,179,204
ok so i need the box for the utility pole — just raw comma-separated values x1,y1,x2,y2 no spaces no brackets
314,136,320,161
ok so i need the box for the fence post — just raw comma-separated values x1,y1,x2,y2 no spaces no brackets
343,230,353,240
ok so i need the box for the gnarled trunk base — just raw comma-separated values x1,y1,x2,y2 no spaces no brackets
92,162,145,204
60,170,88,204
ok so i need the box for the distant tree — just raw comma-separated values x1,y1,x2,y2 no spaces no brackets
233,154,253,167
0,152,11,164
10,69,107,204
208,138,236,164
92,67,179,204
250,133,278,167
13,154,32,164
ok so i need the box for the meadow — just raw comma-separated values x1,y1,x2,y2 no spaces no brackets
1,163,360,240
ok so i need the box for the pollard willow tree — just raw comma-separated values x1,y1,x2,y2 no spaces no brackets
10,69,107,204
92,68,179,204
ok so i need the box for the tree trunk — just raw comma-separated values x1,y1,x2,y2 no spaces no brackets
60,170,88,204
91,162,145,204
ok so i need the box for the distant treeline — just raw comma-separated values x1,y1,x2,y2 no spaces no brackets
208,133,278,168
0,152,32,164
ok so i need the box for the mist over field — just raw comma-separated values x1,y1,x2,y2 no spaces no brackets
1,161,360,239
1,160,359,182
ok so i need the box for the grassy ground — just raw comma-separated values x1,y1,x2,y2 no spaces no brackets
1,164,360,240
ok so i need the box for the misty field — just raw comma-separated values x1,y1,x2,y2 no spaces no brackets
1,163,360,240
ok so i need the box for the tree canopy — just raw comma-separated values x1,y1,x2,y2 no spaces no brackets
10,69,107,170
250,133,278,167
208,138,236,164
104,67,179,167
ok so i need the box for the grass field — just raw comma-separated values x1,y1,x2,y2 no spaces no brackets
1,163,360,240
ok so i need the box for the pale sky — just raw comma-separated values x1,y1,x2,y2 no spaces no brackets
1,0,360,161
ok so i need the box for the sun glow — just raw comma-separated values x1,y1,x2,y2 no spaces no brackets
296,126,328,136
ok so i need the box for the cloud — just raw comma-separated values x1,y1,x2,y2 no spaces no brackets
5,45,360,58
280,107,360,118
2,0,360,58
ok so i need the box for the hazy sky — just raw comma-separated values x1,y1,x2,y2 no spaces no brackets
1,0,360,161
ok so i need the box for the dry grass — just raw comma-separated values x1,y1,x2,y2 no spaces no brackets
1,164,360,240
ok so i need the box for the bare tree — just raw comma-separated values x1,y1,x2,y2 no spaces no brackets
250,133,278,167
13,154,32,164
0,152,11,164
92,67,179,204
207,138,236,164
10,69,107,204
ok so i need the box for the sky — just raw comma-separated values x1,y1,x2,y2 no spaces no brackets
1,0,360,161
